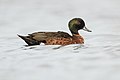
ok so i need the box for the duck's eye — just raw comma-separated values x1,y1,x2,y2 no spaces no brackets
76,21,81,25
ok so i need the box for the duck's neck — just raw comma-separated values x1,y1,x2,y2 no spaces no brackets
72,33,80,36
72,33,84,44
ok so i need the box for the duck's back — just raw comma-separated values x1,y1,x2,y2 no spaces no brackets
29,31,71,40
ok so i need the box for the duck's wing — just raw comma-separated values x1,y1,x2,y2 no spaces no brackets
29,31,72,40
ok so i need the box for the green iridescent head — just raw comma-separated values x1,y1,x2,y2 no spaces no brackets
68,18,92,34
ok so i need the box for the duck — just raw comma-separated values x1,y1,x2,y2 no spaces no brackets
18,18,92,46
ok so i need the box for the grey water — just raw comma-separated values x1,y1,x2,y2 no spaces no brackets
0,0,120,80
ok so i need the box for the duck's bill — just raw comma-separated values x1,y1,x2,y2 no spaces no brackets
83,26,92,32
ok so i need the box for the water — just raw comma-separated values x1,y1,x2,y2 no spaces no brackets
0,0,120,80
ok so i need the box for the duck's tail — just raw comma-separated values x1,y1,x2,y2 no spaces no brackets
17,34,40,46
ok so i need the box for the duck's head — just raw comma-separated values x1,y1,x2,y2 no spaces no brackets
68,18,92,35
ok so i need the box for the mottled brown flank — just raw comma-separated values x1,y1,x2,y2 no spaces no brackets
45,38,72,45
44,34,84,45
